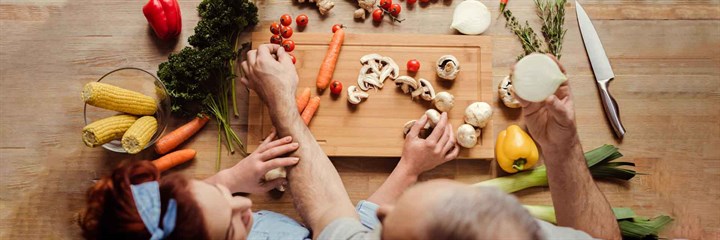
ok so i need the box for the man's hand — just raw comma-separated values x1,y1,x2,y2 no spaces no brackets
240,44,298,111
206,131,299,193
399,113,459,176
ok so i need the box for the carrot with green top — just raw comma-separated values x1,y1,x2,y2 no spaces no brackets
154,115,209,154
152,149,197,172
301,96,321,125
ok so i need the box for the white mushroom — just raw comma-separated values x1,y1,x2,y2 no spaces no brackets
411,78,436,101
378,56,399,82
395,76,418,94
464,102,493,128
360,54,383,74
436,55,460,80
499,76,521,108
263,167,287,191
354,8,366,19
425,109,441,128
403,120,417,137
347,85,369,104
456,124,479,148
433,92,455,112
357,65,383,90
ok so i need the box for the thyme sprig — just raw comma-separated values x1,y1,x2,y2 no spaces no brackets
502,10,545,60
501,0,567,60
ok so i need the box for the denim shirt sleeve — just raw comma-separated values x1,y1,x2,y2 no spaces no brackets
355,200,381,230
248,210,311,240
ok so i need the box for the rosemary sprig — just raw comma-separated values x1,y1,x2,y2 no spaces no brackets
535,0,567,59
502,9,545,60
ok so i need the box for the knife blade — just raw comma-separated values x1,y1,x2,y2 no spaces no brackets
576,1,626,139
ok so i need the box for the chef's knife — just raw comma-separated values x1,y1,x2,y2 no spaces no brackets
576,1,626,139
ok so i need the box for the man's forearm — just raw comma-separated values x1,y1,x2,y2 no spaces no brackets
367,160,418,206
268,105,357,237
544,139,621,239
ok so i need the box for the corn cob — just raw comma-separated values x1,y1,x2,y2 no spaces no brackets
82,115,138,147
82,82,157,115
122,116,158,154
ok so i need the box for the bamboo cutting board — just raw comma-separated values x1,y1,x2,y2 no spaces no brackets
248,32,493,159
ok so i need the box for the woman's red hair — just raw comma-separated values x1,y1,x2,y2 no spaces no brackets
79,160,209,240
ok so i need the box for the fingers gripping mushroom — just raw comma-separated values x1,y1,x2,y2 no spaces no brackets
378,56,399,82
263,167,287,191
403,120,417,137
436,55,460,80
464,102,493,128
347,85,369,104
411,78,436,101
425,109,441,128
498,76,521,108
395,76,418,94
456,124,479,148
434,92,455,112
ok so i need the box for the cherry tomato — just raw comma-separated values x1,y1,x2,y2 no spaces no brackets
281,26,293,38
331,24,344,33
407,0,417,4
296,14,309,27
282,39,295,52
289,53,297,64
372,9,384,22
270,22,281,35
280,14,293,26
407,59,420,72
389,4,401,17
379,0,392,10
330,81,343,95
270,34,283,44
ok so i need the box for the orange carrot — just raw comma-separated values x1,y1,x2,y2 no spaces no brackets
152,149,197,172
296,87,311,113
154,116,209,154
316,28,345,90
301,96,321,125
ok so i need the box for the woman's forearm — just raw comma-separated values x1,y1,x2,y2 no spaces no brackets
367,161,418,206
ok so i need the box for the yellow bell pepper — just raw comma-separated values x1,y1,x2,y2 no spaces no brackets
495,125,539,173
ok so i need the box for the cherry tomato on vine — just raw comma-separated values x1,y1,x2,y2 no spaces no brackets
270,34,283,44
281,26,293,38
289,53,297,64
330,81,343,95
407,59,420,72
296,14,309,27
270,22,281,34
372,9,384,22
407,0,417,4
389,4,401,17
331,24,344,33
380,0,392,10
280,14,293,26
282,39,295,52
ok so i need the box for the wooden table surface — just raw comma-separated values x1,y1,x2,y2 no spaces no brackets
1,0,718,238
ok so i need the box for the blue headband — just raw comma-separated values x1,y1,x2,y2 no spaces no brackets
130,181,177,240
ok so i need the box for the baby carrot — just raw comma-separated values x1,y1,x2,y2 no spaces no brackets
301,96,321,125
296,87,311,113
152,149,197,172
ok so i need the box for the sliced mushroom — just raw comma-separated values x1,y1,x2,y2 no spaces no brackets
347,85,369,104
357,65,383,90
378,56,399,82
360,53,383,74
403,120,416,137
498,76,521,108
456,124,479,148
434,92,455,112
411,78,436,101
436,55,460,80
395,76,418,94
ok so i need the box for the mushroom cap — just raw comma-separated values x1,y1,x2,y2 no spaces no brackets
464,102,493,128
436,55,460,80
402,120,417,137
498,75,521,108
357,65,383,91
425,109,441,127
456,124,479,148
347,85,369,104
411,78,435,101
379,56,400,82
434,91,455,112
395,76,418,94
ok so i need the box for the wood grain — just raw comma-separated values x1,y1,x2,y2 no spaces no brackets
248,32,494,158
0,0,718,239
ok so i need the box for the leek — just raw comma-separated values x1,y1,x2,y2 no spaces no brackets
523,205,673,240
473,144,637,193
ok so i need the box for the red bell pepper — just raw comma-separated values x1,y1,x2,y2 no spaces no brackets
143,0,182,40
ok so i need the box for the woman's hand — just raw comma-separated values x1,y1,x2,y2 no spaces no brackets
398,113,459,177
209,131,299,193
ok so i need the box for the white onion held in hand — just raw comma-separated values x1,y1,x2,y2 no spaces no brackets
511,54,568,102
451,0,492,35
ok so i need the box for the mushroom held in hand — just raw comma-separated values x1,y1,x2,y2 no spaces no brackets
436,55,460,80
263,167,287,191
425,109,441,128
403,120,417,137
456,124,479,148
347,85,369,104
464,102,492,128
498,76,521,108
434,91,455,112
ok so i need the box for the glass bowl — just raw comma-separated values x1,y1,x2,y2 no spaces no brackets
83,67,171,153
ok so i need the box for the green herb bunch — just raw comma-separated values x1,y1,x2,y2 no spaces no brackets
502,0,567,60
157,0,258,167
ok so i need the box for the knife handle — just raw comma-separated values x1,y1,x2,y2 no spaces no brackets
597,79,626,139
